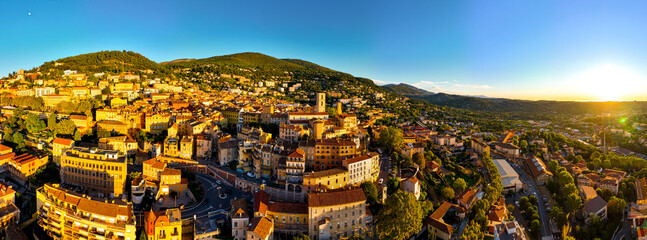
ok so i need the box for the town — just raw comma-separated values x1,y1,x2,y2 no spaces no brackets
0,51,645,240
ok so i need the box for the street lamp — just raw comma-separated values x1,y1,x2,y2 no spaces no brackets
218,186,222,198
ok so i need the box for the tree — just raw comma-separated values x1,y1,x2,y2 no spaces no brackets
530,219,541,235
47,114,57,130
412,152,425,169
377,126,403,153
607,197,627,221
387,176,401,195
25,113,46,134
558,170,574,186
441,187,455,200
519,197,530,212
101,87,111,95
596,188,615,202
73,130,82,141
55,119,77,135
12,132,25,149
360,181,378,205
520,140,528,152
548,160,558,173
3,128,13,143
460,220,483,240
550,205,567,228
97,129,111,138
376,191,423,240
566,192,582,214
453,178,467,192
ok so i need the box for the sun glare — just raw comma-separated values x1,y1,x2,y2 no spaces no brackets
571,63,645,101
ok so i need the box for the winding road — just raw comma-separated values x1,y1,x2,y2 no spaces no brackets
180,172,249,219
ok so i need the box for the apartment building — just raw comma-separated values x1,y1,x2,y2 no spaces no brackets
99,136,138,156
300,139,357,171
36,184,136,240
61,147,127,198
7,152,49,184
52,138,75,164
342,152,379,186
308,189,371,240
302,168,349,191
146,113,171,134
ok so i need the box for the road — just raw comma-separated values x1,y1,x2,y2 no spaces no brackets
510,161,552,238
613,212,633,240
180,172,249,219
377,151,391,196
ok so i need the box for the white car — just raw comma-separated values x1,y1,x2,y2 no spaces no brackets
247,172,255,178
216,180,222,185
379,178,384,184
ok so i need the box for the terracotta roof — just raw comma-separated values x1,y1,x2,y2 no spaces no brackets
52,138,74,146
267,202,308,214
431,201,452,219
580,186,597,201
0,153,16,162
69,114,87,120
344,154,373,165
308,188,366,208
287,149,305,158
303,168,347,179
427,217,454,235
0,144,11,152
254,190,271,215
161,168,181,176
406,176,419,184
248,216,273,239
0,182,15,198
143,158,167,170
459,189,476,205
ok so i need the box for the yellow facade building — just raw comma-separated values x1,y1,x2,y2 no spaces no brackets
302,168,348,192
61,147,127,198
146,113,171,134
51,138,75,164
99,136,138,156
36,184,136,240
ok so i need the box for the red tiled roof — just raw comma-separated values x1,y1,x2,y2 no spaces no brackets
248,216,273,239
254,190,271,215
52,138,74,146
308,189,366,208
0,144,11,152
267,202,308,214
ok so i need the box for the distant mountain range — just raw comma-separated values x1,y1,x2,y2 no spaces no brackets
381,82,647,114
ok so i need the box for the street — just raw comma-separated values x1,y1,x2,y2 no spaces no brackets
180,172,248,219
510,161,552,238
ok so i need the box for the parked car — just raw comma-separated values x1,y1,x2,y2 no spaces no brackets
379,178,384,184
216,180,222,185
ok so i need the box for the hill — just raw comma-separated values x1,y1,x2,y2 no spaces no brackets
163,52,387,94
382,83,432,96
413,92,647,115
38,50,163,74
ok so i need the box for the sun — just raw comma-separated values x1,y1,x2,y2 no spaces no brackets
571,63,645,101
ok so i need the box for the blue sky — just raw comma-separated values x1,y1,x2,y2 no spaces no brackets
2,0,647,100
